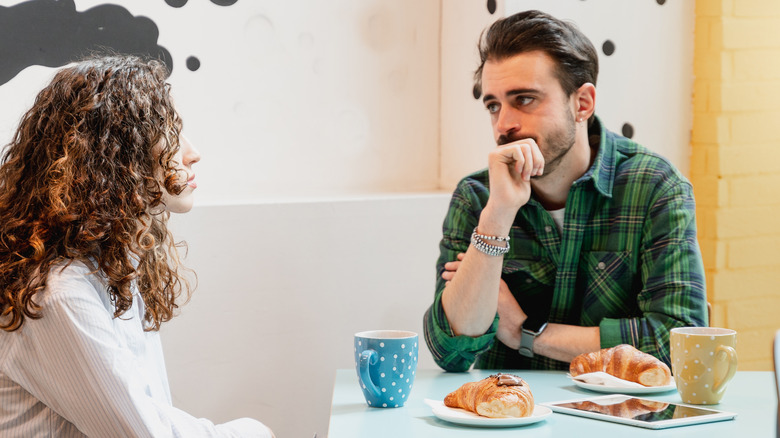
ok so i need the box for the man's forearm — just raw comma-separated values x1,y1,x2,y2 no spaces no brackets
440,244,503,336
441,203,515,336
533,324,600,363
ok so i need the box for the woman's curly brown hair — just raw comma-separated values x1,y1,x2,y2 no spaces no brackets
0,55,192,332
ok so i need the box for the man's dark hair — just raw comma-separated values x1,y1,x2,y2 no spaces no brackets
474,10,599,100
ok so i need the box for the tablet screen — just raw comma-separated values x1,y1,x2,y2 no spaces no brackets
555,397,714,422
546,395,736,429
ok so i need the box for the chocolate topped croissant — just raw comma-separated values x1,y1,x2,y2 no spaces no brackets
444,373,534,418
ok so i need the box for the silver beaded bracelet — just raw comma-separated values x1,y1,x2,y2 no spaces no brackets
470,227,510,256
472,228,510,243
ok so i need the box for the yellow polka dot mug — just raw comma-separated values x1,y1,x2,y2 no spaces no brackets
670,327,737,405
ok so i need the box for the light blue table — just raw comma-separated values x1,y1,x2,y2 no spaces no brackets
328,369,776,437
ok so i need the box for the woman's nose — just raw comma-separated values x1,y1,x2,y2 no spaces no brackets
180,135,201,166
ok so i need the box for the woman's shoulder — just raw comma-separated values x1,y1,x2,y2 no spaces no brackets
0,260,113,351
46,258,101,282
41,259,109,307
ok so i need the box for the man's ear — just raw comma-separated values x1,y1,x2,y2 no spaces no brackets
573,82,596,121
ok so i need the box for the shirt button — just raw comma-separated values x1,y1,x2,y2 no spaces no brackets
544,225,552,233
597,262,606,270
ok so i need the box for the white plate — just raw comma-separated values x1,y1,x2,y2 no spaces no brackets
425,399,552,427
571,379,677,395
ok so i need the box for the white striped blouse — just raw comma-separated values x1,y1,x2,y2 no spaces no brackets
0,260,273,437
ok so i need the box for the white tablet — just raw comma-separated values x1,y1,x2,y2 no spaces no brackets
543,394,736,430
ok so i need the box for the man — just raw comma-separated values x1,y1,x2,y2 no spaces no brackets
423,10,707,372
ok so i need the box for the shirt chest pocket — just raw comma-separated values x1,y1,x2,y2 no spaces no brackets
503,257,556,288
578,250,638,320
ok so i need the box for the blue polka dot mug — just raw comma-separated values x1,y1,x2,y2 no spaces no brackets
354,330,418,408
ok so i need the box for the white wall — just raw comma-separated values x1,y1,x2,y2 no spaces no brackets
167,0,443,201
439,0,506,189
0,0,443,202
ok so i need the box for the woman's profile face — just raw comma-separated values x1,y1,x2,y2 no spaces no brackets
161,134,201,214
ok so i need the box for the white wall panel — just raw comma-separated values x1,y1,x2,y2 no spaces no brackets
164,196,450,437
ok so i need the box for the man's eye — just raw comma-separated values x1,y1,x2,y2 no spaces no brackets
517,96,534,106
486,103,500,113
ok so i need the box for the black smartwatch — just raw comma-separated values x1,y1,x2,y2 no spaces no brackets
518,319,548,358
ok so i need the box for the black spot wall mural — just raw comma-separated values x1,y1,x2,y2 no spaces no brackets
0,0,238,86
602,40,616,57
486,0,497,15
164,0,237,8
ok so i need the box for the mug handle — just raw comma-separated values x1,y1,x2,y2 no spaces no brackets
712,345,738,396
359,349,381,398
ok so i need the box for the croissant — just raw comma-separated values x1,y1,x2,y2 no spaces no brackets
569,344,671,387
571,398,669,419
444,373,534,418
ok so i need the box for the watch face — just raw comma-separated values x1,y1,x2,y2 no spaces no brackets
522,317,547,334
501,272,551,334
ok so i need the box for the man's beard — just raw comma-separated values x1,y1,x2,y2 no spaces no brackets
496,115,577,179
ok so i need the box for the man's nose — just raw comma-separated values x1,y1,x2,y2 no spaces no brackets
495,107,520,138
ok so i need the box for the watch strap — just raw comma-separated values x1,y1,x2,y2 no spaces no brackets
518,322,547,358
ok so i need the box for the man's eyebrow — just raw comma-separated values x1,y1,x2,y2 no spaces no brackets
507,88,538,97
482,88,540,104
482,93,496,104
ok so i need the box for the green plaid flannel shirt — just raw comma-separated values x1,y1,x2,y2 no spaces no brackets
423,116,707,372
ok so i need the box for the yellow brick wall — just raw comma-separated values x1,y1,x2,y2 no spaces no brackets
691,0,780,371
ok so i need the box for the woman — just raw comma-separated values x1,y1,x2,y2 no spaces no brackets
0,56,274,437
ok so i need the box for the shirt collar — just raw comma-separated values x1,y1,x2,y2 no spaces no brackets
575,115,616,198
